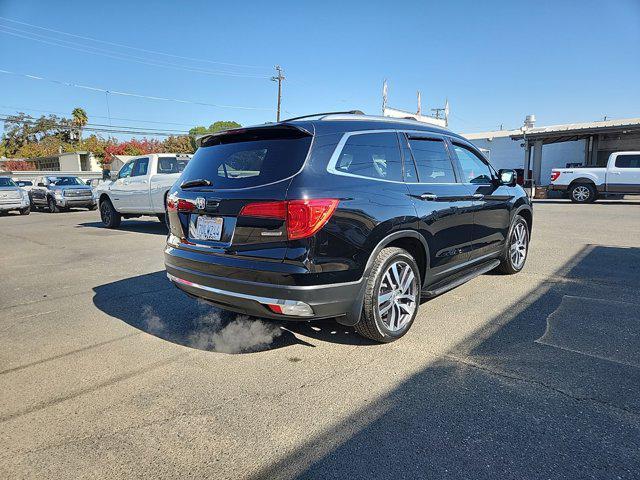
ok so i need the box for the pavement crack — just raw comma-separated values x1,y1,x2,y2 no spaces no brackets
442,352,640,419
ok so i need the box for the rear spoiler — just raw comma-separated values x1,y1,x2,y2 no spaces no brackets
195,123,313,148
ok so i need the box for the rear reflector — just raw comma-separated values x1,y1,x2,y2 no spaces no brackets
266,301,314,316
239,198,339,240
550,171,561,181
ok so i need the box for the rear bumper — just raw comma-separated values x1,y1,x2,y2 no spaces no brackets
165,251,365,323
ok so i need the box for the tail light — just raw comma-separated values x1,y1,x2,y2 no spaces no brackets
550,171,561,182
167,197,196,212
239,198,339,240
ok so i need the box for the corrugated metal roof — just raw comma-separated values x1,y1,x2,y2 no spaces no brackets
462,129,520,140
463,117,640,141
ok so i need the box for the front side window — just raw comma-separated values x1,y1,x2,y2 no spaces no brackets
334,132,403,182
131,158,149,177
615,154,640,168
453,144,493,184
118,162,134,179
407,138,456,183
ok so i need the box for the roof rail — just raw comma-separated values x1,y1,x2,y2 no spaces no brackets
281,110,365,122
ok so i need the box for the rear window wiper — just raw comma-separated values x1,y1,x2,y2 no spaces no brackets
180,178,212,189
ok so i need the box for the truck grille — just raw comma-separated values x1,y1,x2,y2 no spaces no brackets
64,189,92,197
0,191,21,201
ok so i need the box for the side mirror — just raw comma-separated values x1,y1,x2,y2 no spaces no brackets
498,169,517,187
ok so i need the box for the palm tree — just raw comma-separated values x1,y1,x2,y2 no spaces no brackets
71,107,88,142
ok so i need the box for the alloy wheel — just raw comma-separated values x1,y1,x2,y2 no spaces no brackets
100,202,111,224
509,222,528,269
572,185,590,202
376,260,418,331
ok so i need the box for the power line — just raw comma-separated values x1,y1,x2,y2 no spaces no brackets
0,104,196,127
0,114,190,137
0,16,270,70
0,26,271,79
0,68,274,111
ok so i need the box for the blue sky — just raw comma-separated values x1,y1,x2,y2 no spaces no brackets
1,0,639,139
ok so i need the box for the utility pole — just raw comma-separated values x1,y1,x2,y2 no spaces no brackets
271,65,285,122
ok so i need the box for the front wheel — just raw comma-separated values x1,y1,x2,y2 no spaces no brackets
570,183,597,203
496,216,529,274
355,247,421,343
47,196,59,213
100,199,121,228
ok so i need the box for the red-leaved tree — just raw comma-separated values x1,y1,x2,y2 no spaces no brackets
3,160,36,171
103,138,164,164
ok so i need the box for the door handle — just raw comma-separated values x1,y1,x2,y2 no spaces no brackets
472,193,485,200
420,193,437,201
610,171,621,175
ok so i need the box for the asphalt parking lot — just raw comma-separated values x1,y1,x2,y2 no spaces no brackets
1,200,639,479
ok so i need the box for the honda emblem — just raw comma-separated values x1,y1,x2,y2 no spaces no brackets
195,197,206,210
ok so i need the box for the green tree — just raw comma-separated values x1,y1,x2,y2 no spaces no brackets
188,125,209,136
208,120,241,133
163,135,194,154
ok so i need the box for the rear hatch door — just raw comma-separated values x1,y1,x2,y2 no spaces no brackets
168,125,313,261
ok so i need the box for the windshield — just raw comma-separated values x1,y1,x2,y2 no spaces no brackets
47,176,86,186
17,181,32,186
180,129,311,189
0,177,17,187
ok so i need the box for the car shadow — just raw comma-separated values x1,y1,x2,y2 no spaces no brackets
78,220,167,235
249,244,640,479
92,271,374,353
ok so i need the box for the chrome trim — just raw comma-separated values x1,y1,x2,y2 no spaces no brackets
438,251,500,276
167,273,314,316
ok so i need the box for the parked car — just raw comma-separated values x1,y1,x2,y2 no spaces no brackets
0,177,30,215
164,113,533,342
96,154,191,228
30,176,96,212
549,151,640,203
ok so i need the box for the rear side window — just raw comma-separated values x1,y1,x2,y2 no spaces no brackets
181,129,311,189
407,138,456,183
615,154,640,168
333,132,403,182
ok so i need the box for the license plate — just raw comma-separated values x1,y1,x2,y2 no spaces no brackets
194,216,223,241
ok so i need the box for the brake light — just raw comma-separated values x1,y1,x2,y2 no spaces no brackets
287,199,339,240
238,201,286,219
239,198,339,240
167,197,196,212
550,171,561,182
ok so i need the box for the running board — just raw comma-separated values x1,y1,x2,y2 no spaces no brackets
421,259,500,299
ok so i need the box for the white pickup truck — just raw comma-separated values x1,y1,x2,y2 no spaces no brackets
549,151,640,203
97,153,191,227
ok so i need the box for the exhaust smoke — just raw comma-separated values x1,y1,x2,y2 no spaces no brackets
142,305,282,354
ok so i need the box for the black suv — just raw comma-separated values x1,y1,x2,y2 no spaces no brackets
164,113,532,342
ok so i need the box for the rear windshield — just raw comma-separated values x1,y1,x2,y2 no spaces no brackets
158,156,190,174
180,128,312,189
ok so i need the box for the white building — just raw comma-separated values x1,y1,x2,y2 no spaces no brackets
463,117,640,185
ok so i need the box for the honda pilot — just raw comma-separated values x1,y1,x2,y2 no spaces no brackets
164,112,532,342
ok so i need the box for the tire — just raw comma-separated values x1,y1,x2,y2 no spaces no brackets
569,183,597,203
157,213,170,230
354,247,421,343
496,215,529,274
19,207,30,215
99,198,121,228
47,196,59,213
